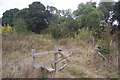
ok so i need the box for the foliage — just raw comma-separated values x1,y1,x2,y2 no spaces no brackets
74,28,93,43
1,25,13,33
2,2,52,34
74,3,103,40
98,0,115,23
96,24,111,55
111,1,120,30
1,1,118,41
25,2,51,33
13,18,28,34
2,8,19,26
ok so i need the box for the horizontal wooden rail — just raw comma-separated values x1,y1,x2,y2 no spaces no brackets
34,51,58,56
33,54,71,68
61,48,80,52
32,48,79,57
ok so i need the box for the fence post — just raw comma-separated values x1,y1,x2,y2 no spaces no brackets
31,49,35,66
93,45,99,63
54,51,59,73
41,67,48,78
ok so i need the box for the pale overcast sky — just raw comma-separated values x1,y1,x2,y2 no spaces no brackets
0,0,118,18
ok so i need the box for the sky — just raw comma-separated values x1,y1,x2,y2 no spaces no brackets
0,0,118,18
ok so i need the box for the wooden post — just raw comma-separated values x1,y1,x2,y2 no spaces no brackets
54,51,59,73
41,67,48,78
93,45,99,64
41,67,55,78
31,49,35,66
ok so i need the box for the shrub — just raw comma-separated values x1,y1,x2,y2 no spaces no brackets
13,18,28,35
1,25,13,33
74,28,93,42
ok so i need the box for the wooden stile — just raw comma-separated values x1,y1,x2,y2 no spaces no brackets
31,48,72,78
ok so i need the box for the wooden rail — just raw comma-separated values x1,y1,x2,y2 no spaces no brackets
33,54,71,68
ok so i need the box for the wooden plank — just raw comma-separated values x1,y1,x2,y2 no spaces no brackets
34,58,61,68
59,63,68,71
97,51,107,60
33,48,79,56
34,54,71,68
42,67,55,72
62,48,80,52
34,51,58,56
41,67,55,78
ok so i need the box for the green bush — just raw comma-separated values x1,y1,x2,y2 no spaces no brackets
13,18,29,35
74,28,93,41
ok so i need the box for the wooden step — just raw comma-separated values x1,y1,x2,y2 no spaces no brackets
41,67,55,72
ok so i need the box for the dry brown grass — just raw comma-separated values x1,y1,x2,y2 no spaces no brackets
2,33,118,78
2,33,56,78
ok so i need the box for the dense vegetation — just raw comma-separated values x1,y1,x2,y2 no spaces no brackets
1,1,119,54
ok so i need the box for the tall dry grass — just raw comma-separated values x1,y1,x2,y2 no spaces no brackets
2,33,56,78
2,31,118,78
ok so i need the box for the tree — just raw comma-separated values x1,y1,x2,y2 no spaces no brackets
74,3,101,30
47,6,58,14
14,8,28,19
98,0,115,24
111,1,120,30
24,2,52,34
2,8,19,26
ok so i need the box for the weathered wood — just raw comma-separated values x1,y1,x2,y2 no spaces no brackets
94,45,107,60
33,48,79,56
34,54,71,68
31,48,72,78
54,52,59,73
62,48,80,52
59,63,68,71
41,67,48,78
34,51,58,56
44,67,55,72
31,49,35,66
41,67,55,78
34,58,60,68
97,51,107,60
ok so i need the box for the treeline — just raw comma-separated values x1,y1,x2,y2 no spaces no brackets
2,1,120,39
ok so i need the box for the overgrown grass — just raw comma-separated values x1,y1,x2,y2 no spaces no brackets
2,33,56,78
2,29,118,78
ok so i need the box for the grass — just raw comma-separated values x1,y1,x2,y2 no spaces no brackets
2,33,56,78
2,32,118,78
